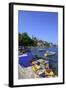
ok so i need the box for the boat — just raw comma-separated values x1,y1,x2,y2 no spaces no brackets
44,51,56,57
38,49,46,52
19,53,28,57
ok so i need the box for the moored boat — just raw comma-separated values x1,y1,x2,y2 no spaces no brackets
44,50,56,57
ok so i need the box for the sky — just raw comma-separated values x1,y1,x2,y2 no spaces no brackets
18,10,58,45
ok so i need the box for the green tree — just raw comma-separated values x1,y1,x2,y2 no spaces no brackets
19,32,32,46
19,33,22,46
32,37,38,46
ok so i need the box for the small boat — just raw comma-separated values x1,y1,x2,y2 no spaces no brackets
19,53,28,57
38,49,46,52
44,51,56,57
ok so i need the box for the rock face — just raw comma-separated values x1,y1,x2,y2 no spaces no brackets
18,59,49,79
18,64,39,79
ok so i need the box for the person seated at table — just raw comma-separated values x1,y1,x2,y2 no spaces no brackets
44,63,54,77
31,61,41,72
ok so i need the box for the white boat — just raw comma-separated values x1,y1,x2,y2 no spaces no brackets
44,51,56,57
38,49,46,52
19,53,28,57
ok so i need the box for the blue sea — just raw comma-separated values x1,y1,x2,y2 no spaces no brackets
19,47,58,75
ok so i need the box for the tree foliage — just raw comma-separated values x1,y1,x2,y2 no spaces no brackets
19,32,37,46
19,32,54,47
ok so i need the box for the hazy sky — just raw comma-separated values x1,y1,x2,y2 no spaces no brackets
18,10,58,44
